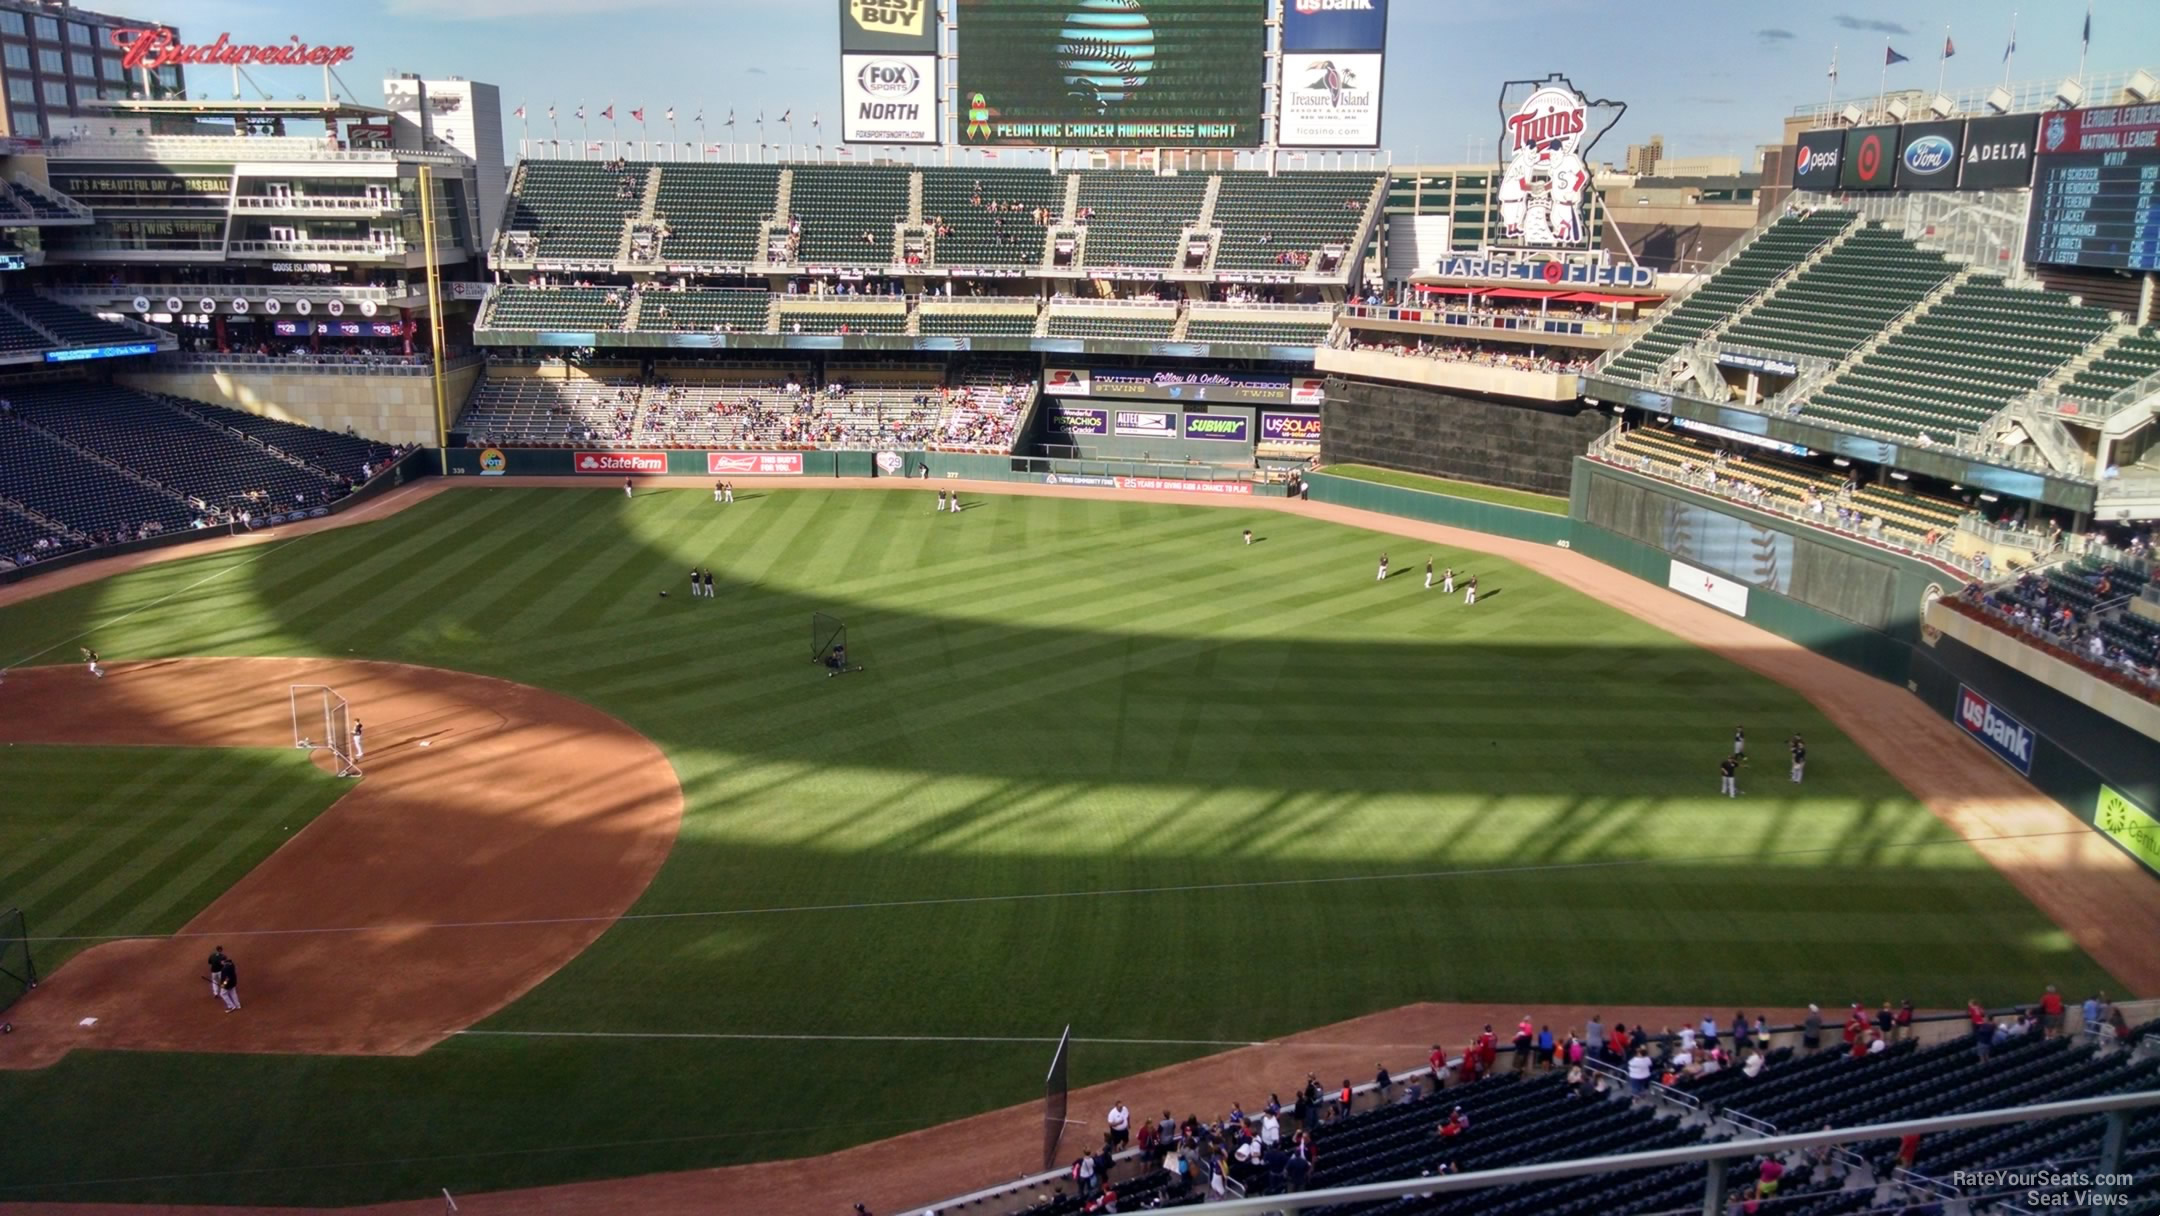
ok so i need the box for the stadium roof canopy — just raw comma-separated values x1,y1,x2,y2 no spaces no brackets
79,99,393,120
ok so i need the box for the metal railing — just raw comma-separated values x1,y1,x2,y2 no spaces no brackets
149,351,482,378
45,134,462,164
232,195,409,215
228,238,409,258
1791,66,2160,125
2052,364,2160,425
46,282,413,305
1342,302,1641,339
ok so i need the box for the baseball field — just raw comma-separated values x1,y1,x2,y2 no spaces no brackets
0,481,2131,1207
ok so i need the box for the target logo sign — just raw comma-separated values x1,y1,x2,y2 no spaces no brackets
1855,133,1885,184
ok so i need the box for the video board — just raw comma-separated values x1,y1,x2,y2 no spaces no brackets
2024,106,2160,271
957,0,1265,148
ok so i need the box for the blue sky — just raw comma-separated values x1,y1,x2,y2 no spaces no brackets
120,0,2157,165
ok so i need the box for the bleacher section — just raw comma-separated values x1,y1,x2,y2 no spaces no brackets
165,398,396,481
5,383,350,511
772,304,907,336
457,370,643,445
1044,307,1176,341
921,167,1062,267
1185,311,1333,346
486,286,629,332
1212,170,1378,270
1719,222,1956,361
0,414,190,540
0,303,55,356
1801,277,2113,441
633,289,771,334
2064,327,2160,406
503,161,644,262
8,294,151,348
0,504,76,566
916,304,1038,337
1607,424,1966,545
650,164,781,265
1602,210,1853,382
1073,170,1209,269
980,1019,2160,1216
786,164,909,265
458,364,1031,452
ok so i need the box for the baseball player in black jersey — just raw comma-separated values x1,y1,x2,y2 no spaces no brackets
701,569,714,599
207,946,229,1000
1789,735,1806,783
217,953,240,1012
1719,755,1741,798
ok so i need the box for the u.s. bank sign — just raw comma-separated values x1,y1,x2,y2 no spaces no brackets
1956,684,2036,775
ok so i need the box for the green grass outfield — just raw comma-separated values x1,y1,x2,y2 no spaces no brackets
1323,463,1570,514
0,486,2116,1204
0,746,346,973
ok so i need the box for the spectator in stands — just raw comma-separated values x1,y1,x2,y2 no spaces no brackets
1626,1047,1653,1094
1512,1018,1534,1072
1584,1015,1603,1060
1373,1063,1392,1099
1106,1100,1129,1149
1802,1004,1823,1053
1968,998,1992,1057
1895,999,1914,1041
1742,1044,1766,1078
2039,984,2065,1036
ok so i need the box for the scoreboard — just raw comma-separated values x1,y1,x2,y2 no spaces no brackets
2023,148,2160,271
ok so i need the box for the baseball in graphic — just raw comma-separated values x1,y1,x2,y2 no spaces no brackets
1058,0,1155,110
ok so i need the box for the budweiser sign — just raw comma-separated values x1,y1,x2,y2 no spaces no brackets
573,452,666,474
110,27,357,72
707,452,804,476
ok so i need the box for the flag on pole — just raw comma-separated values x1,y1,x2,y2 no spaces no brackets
1828,52,1838,79
514,104,525,118
779,109,792,123
811,113,821,131
2003,26,2015,61
547,105,556,121
2081,4,2090,51
631,108,645,123
724,109,735,127
1885,45,1910,65
665,107,675,123
575,105,585,120
1942,34,1955,58
601,104,614,121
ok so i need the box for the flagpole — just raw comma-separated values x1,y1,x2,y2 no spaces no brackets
1827,44,1838,113
519,105,529,158
2078,0,2090,85
1935,27,1949,98
1878,40,1889,119
2003,12,2017,86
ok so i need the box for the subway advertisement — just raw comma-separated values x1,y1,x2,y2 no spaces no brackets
957,0,1266,148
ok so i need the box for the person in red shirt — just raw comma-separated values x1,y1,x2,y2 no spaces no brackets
1895,999,1915,1041
1842,1004,1866,1046
1968,998,1990,1051
1428,1043,1447,1078
2039,984,2065,1037
1476,1026,1498,1074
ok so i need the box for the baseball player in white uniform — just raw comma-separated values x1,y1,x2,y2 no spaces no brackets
1733,727,1746,756
350,721,364,759
1424,558,1435,589
1442,568,1455,594
714,479,724,503
623,476,634,499
1464,577,1477,606
1376,553,1389,581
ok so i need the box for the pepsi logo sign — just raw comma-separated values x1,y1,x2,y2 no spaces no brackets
1955,685,2035,775
1902,134,1956,176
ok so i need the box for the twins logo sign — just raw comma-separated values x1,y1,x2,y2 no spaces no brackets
1955,684,2036,775
1495,74,1624,247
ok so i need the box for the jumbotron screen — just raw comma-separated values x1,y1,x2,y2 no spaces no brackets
958,0,1265,148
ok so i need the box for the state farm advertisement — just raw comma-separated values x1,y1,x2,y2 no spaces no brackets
1115,477,1253,495
708,452,805,475
574,451,666,474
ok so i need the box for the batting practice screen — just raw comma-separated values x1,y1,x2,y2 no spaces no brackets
1042,1023,1072,1171
957,0,1265,148
0,907,36,1014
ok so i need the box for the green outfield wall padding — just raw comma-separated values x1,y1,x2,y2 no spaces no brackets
1304,472,1572,546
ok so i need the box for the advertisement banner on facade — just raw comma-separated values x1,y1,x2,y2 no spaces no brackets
1291,376,1327,406
1114,476,1253,495
1668,559,1749,616
839,0,938,53
1260,412,1322,443
1791,127,1843,190
707,452,806,475
1958,113,2038,188
2096,785,2160,876
1279,52,1383,148
1894,119,1964,190
1955,683,2036,775
841,53,939,144
477,447,507,476
1044,368,1091,396
1181,412,1251,442
1839,124,1898,190
574,451,667,474
1091,369,1294,404
1043,472,1120,487
2036,104,2160,155
1113,410,1178,438
1045,405,1110,435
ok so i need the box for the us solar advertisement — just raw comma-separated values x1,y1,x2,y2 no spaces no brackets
957,0,1266,148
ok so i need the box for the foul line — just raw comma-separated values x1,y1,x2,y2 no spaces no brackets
456,1029,1267,1047
19,827,2097,945
7,535,305,669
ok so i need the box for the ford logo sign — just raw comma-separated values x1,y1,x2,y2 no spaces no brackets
1902,134,1956,175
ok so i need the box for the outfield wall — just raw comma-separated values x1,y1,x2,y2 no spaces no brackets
1320,375,1608,498
1303,471,1570,545
1563,458,2159,878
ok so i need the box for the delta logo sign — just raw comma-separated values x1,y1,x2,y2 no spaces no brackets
1955,685,2036,775
573,452,666,474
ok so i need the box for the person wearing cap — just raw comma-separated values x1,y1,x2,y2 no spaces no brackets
1801,1004,1823,1052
